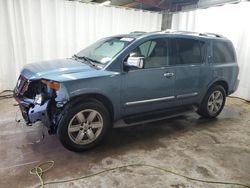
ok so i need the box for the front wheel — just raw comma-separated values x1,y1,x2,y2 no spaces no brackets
57,100,111,152
197,85,226,118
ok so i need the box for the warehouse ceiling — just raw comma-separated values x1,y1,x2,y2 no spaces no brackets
75,0,241,12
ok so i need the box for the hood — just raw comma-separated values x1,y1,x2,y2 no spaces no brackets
21,58,98,81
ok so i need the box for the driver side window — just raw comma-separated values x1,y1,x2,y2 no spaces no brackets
130,39,168,69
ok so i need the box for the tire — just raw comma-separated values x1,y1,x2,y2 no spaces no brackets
57,99,111,152
197,85,226,118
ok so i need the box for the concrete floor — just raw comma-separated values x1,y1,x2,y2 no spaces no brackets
0,98,249,188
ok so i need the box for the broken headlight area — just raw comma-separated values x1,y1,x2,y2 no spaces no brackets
14,77,64,133
34,94,43,105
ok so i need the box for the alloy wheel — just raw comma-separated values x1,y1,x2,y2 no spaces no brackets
207,90,223,115
68,109,103,145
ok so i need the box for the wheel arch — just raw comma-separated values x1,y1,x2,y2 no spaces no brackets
69,93,114,121
208,79,229,95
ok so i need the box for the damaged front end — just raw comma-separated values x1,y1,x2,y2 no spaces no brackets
14,75,68,134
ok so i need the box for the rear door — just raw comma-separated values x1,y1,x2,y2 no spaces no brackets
171,37,207,105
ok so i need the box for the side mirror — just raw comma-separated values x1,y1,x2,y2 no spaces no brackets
125,56,144,69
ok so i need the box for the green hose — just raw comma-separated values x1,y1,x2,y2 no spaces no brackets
30,161,250,188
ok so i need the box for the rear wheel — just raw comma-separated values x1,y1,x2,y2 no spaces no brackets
197,85,226,118
57,100,110,152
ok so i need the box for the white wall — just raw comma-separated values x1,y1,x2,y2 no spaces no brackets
0,0,162,91
172,2,250,101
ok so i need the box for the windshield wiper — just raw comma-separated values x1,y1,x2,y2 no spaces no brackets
85,57,101,64
73,55,97,67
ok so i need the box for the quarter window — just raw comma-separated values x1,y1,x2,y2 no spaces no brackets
212,41,235,63
175,38,204,65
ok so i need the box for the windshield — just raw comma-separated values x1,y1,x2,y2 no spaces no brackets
76,37,134,64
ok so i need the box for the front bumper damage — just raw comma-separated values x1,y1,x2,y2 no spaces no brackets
14,76,65,134
16,97,50,126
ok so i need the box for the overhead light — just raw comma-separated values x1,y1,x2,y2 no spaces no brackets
100,0,111,6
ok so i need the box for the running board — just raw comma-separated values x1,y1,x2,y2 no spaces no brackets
113,106,194,128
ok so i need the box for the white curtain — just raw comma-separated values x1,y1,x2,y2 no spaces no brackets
172,2,250,101
0,0,162,91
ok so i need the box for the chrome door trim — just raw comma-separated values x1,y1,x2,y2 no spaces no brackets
176,92,198,99
125,96,175,106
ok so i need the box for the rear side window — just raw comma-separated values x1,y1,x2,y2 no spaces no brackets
174,38,205,65
212,41,235,63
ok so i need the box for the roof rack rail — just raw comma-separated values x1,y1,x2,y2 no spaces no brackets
130,31,147,34
178,31,207,37
174,30,202,35
164,29,177,33
203,32,223,38
167,30,224,38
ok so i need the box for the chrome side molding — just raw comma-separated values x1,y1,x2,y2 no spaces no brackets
125,96,175,106
125,92,198,107
176,92,198,99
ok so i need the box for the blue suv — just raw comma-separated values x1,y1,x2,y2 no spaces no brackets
14,31,239,152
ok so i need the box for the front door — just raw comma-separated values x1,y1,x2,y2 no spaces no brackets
122,38,176,116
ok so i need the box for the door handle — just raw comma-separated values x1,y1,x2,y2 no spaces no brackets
163,72,174,78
